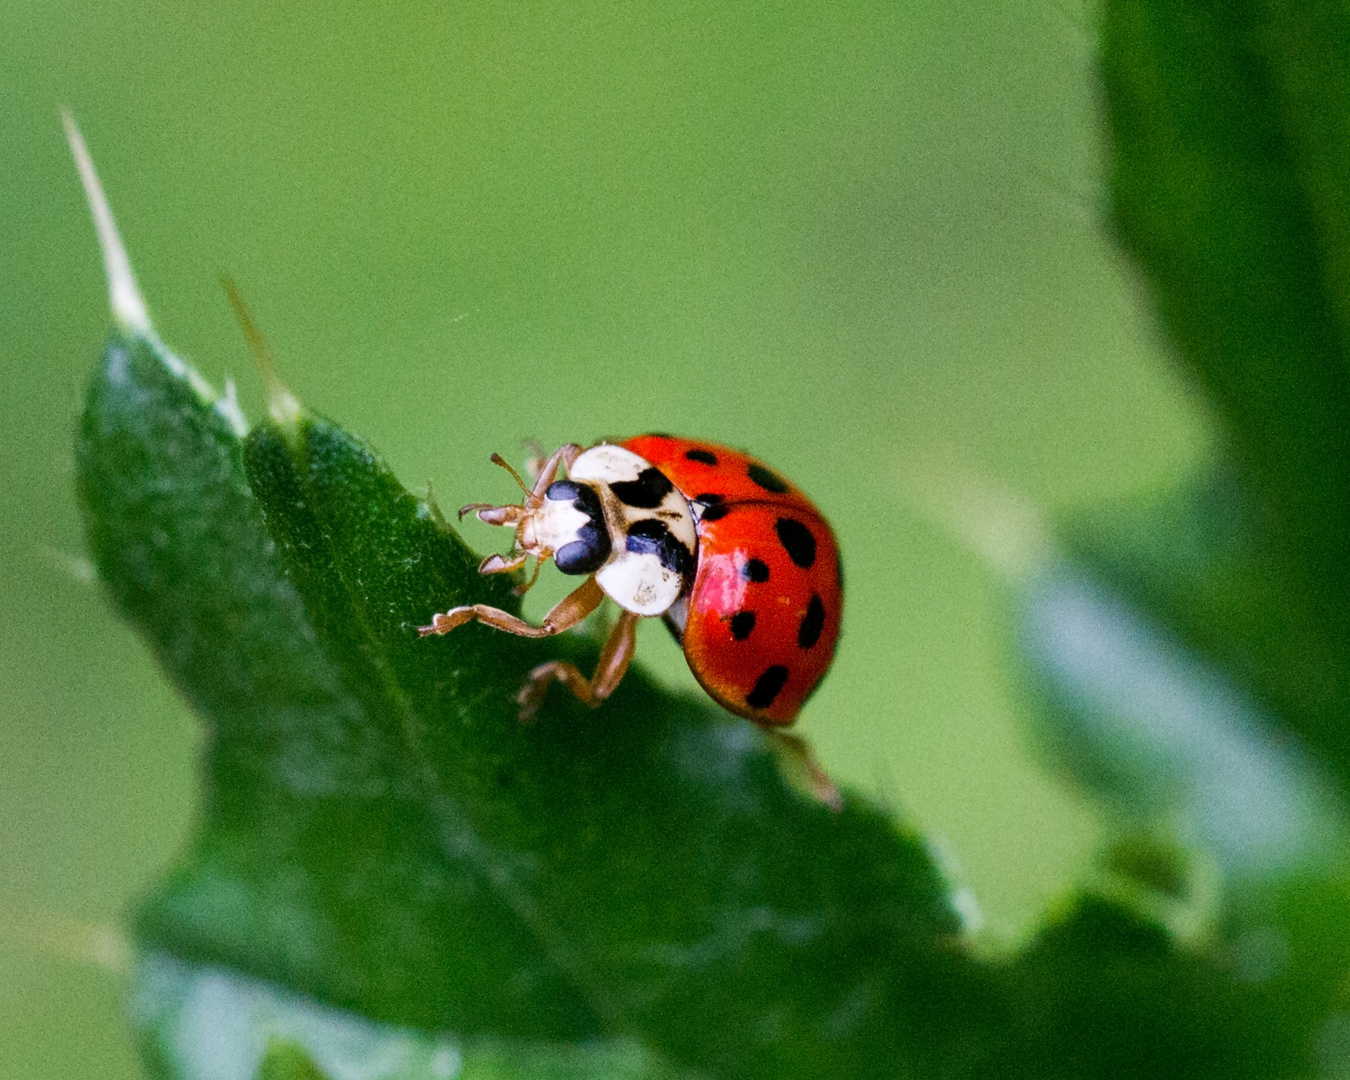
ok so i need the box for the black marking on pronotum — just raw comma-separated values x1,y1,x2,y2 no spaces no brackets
546,480,584,502
798,595,825,649
626,518,693,576
546,480,612,574
742,557,770,583
685,448,718,465
699,502,730,522
775,518,816,568
729,611,756,640
610,466,675,509
747,463,790,494
746,665,789,709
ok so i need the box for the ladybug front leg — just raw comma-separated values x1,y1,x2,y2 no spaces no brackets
526,442,584,499
461,443,584,525
418,574,604,639
517,609,640,720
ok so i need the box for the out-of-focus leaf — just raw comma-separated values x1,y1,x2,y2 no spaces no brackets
1101,0,1350,638
132,954,685,1080
1057,471,1350,787
254,1042,331,1080
1016,540,1345,880
999,894,1309,1080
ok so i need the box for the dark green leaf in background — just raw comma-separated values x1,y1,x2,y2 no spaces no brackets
1099,0,1350,778
1006,3,1350,1076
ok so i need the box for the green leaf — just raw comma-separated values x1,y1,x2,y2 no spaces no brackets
255,1042,332,1080
1014,562,1346,880
78,328,970,1078
1101,0,1350,630
132,954,686,1080
1044,470,1350,815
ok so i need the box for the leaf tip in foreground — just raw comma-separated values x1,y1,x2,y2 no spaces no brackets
65,112,241,429
221,275,303,429
62,107,152,340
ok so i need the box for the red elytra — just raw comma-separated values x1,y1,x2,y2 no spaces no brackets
623,434,843,726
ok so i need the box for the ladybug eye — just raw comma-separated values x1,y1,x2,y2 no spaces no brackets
555,535,609,575
545,480,584,502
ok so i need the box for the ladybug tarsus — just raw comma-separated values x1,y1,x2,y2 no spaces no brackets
517,609,641,720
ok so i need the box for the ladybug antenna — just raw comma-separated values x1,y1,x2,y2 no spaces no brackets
490,453,534,498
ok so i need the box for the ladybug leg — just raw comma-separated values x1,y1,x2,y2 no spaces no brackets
477,552,530,576
525,442,584,499
460,443,585,524
418,575,604,639
509,556,546,596
522,438,548,481
517,609,640,720
765,730,842,813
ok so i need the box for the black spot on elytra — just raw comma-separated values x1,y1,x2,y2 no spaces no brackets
798,595,825,649
609,466,674,509
699,502,730,522
694,492,724,505
685,448,718,465
646,431,675,439
546,480,611,574
742,558,770,583
747,463,790,494
775,518,816,568
626,518,692,576
746,665,789,709
729,611,756,640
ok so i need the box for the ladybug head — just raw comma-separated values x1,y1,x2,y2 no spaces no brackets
458,442,698,616
459,457,612,588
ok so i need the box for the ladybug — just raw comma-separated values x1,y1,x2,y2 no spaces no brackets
419,436,843,729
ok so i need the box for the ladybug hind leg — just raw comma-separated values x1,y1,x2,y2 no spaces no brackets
517,609,640,720
765,730,842,812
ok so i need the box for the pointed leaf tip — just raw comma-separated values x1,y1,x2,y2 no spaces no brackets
62,109,152,338
221,275,303,427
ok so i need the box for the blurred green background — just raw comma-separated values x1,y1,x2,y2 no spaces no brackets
1,0,1210,1075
